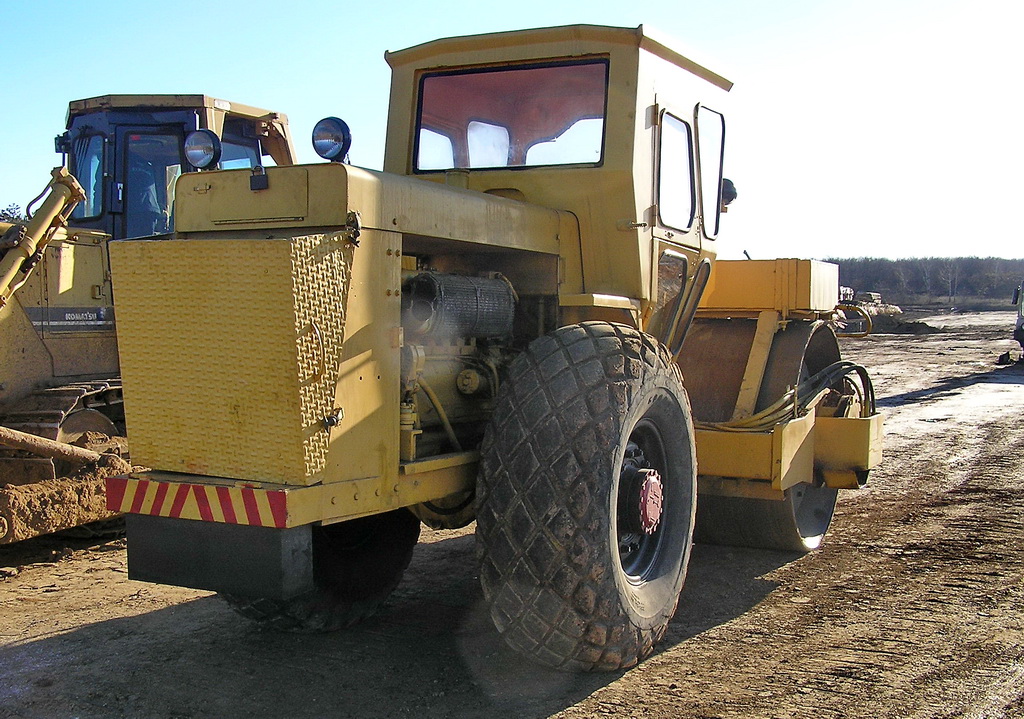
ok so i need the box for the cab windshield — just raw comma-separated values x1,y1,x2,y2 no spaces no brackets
415,59,608,171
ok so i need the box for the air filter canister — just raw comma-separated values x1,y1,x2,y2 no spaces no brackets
402,273,515,339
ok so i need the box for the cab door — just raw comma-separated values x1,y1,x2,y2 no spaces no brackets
113,128,185,239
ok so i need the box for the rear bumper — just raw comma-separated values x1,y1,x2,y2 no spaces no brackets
108,473,318,599
106,454,478,527
106,456,477,597
125,514,314,600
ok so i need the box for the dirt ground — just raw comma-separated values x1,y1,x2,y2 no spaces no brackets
2,310,1023,719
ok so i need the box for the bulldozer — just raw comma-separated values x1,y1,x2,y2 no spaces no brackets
0,95,295,544
105,25,882,671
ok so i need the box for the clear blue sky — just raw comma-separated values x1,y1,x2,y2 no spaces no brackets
3,0,1020,259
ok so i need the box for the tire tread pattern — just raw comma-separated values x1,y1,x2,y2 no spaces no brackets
477,321,686,671
222,590,389,633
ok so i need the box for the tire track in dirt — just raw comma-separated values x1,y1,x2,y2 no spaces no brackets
557,325,1024,718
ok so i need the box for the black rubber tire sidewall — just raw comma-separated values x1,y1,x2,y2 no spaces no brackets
609,379,696,629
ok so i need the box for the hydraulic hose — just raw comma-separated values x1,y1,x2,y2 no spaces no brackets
416,376,463,452
695,361,876,433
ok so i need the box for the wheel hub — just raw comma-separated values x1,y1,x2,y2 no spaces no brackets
619,457,664,537
637,469,663,534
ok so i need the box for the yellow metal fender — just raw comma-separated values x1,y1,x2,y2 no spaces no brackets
695,413,814,492
694,411,883,494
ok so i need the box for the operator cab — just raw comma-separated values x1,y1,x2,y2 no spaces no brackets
383,24,732,305
56,95,294,240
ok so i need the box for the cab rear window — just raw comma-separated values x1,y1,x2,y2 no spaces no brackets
415,60,608,171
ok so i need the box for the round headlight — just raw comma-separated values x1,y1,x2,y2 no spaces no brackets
312,117,352,162
184,130,222,169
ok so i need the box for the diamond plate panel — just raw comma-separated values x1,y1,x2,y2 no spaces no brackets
290,234,352,476
110,236,350,484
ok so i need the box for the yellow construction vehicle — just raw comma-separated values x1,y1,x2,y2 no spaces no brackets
0,96,295,544
55,95,294,240
106,25,882,671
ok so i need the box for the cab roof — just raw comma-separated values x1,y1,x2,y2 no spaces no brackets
66,94,287,126
385,23,732,91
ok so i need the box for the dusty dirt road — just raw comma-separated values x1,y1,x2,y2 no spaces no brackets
2,310,1023,719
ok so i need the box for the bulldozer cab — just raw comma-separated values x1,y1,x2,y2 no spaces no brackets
7,95,298,379
0,96,295,543
57,95,295,240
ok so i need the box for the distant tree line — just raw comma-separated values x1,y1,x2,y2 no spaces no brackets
1,204,24,222
826,257,1024,307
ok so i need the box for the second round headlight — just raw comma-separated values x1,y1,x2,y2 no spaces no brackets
184,129,222,169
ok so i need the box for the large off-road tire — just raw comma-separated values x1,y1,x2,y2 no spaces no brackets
694,322,842,552
476,322,697,671
222,509,421,632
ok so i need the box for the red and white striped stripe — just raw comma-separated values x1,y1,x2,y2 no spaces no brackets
106,476,289,528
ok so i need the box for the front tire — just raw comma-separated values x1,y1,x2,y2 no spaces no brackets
476,322,696,671
223,509,421,631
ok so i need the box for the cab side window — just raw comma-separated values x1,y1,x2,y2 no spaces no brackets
70,134,104,220
696,105,726,239
657,112,696,232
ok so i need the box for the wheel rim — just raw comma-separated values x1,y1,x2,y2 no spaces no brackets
617,416,670,582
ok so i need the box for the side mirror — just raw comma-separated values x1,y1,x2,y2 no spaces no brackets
721,178,737,205
1013,287,1020,306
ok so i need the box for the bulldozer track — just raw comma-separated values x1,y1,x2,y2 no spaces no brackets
0,379,123,443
